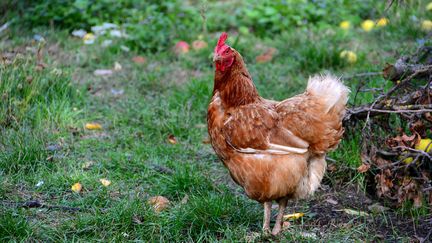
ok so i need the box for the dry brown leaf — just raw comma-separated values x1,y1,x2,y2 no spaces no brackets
357,163,371,173
132,56,146,64
202,137,211,144
192,40,208,51
167,134,177,144
148,196,170,212
327,164,337,172
256,47,277,63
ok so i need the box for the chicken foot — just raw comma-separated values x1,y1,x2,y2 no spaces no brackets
262,201,272,233
271,197,288,235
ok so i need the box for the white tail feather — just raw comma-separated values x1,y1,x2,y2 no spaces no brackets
306,74,350,113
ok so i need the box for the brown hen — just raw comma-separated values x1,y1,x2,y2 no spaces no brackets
207,33,349,235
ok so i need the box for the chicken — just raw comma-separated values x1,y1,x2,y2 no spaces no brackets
207,33,349,235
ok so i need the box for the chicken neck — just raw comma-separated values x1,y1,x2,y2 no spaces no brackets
213,51,261,108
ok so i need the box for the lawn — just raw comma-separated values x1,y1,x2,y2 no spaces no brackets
1,0,431,242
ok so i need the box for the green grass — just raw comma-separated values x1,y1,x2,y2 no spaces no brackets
1,1,431,241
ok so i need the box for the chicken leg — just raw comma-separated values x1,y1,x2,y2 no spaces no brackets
262,201,272,233
271,197,288,235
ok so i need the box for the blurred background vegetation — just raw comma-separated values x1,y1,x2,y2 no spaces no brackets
2,0,426,51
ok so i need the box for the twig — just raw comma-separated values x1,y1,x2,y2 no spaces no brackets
1,200,82,212
394,146,432,160
344,71,383,80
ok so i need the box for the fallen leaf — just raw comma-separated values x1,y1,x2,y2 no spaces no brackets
357,163,370,173
327,163,337,172
283,212,304,220
148,196,170,212
132,56,146,64
85,122,102,130
192,40,208,51
340,208,369,217
255,47,277,63
114,62,122,71
415,138,432,152
99,178,111,187
167,134,177,144
325,198,338,205
202,137,211,144
93,69,113,76
71,182,82,193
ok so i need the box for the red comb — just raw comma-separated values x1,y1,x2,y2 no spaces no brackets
217,32,228,47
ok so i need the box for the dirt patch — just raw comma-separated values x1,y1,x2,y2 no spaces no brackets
287,185,432,241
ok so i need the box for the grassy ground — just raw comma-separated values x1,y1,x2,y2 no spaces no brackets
1,3,432,242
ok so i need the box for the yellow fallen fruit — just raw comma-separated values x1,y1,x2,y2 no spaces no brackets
376,18,389,27
361,19,375,32
71,182,82,193
99,178,111,187
339,21,351,30
283,212,304,220
340,50,357,64
415,138,432,152
85,122,102,130
421,20,432,31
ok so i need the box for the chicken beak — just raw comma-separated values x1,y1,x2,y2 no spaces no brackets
213,54,221,62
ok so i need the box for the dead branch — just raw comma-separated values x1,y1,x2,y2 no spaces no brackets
1,200,82,212
345,45,432,208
